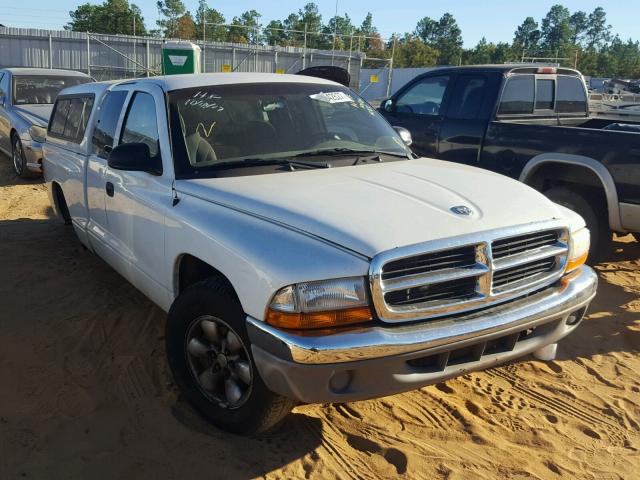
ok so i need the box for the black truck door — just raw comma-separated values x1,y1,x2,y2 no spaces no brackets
438,73,500,166
380,74,452,158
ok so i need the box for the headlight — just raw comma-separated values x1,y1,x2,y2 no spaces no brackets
566,227,590,273
29,125,47,143
266,276,373,330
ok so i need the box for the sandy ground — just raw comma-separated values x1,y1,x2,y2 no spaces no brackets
0,155,638,480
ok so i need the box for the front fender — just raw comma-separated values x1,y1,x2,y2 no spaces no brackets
165,194,370,320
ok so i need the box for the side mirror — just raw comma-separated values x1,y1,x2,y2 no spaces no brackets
393,126,413,147
108,142,162,175
382,98,394,112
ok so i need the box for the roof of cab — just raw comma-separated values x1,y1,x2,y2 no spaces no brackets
0,67,92,77
62,72,340,94
58,80,119,97
427,64,581,76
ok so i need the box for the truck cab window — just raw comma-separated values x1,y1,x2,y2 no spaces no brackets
120,92,160,159
49,96,95,143
92,90,128,158
498,75,534,115
395,76,450,115
557,76,587,114
535,79,555,111
448,76,487,120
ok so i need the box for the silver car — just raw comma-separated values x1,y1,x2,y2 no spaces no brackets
0,68,93,177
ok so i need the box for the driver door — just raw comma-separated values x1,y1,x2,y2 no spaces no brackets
381,74,452,158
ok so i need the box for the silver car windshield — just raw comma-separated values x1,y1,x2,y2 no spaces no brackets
168,82,409,177
13,76,90,105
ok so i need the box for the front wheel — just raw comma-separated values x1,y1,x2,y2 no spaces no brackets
545,186,611,264
12,134,27,178
166,277,295,435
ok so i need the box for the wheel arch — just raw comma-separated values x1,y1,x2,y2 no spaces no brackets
51,181,71,224
519,153,622,231
173,253,239,302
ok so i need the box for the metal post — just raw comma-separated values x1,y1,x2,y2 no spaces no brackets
274,50,278,72
347,35,353,74
49,34,53,69
331,0,338,65
146,40,150,77
86,32,91,76
133,16,136,77
254,27,259,71
203,19,206,72
302,23,307,70
232,47,236,70
386,36,396,98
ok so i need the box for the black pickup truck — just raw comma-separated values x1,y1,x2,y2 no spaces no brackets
379,65,640,260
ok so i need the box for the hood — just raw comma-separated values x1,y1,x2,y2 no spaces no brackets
176,158,568,258
14,104,53,127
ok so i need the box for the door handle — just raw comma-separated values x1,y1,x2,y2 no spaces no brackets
106,181,114,197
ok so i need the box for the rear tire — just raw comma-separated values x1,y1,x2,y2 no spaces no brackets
545,186,611,264
166,276,295,435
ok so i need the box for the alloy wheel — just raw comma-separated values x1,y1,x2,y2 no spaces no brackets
185,315,253,409
13,139,24,176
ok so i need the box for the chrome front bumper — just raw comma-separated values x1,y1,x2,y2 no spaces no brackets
247,266,597,403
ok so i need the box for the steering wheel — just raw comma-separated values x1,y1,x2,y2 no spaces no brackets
309,131,355,144
421,101,440,114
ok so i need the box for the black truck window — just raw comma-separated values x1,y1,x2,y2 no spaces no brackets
48,95,95,143
448,75,487,120
535,79,555,110
498,75,534,115
119,92,160,159
557,76,587,114
395,76,450,115
92,90,128,158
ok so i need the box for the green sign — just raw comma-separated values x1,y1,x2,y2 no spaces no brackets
162,48,196,75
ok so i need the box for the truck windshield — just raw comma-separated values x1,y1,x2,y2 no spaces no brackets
13,76,90,105
168,82,410,177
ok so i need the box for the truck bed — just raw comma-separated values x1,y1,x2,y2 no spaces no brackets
480,119,640,203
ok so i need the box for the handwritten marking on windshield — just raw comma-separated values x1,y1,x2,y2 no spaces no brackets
196,122,217,137
185,90,224,111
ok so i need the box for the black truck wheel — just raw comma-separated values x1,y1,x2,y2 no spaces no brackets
545,186,611,264
166,276,295,435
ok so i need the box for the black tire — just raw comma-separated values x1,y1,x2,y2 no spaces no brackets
11,133,37,179
166,276,295,435
53,185,72,226
545,186,611,264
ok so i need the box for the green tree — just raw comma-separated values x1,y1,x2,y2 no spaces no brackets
195,0,226,41
414,13,463,65
540,4,572,57
156,0,186,38
323,14,356,50
585,7,611,49
569,11,588,45
66,0,147,35
513,17,541,55
390,34,438,68
227,10,261,44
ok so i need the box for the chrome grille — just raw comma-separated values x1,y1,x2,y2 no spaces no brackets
369,222,569,322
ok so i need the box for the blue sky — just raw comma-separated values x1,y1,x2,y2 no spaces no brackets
3,0,637,47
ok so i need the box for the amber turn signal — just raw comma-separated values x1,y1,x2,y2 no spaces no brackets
565,251,588,274
266,306,373,330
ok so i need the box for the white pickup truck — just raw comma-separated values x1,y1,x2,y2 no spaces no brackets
43,73,597,434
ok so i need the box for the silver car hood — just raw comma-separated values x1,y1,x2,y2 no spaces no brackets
13,104,53,127
176,158,569,258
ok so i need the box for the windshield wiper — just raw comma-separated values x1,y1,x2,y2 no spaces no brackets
294,148,410,159
202,157,331,171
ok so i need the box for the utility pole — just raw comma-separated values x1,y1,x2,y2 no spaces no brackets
331,0,338,65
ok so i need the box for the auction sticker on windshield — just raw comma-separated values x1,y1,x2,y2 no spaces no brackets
310,91,353,104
